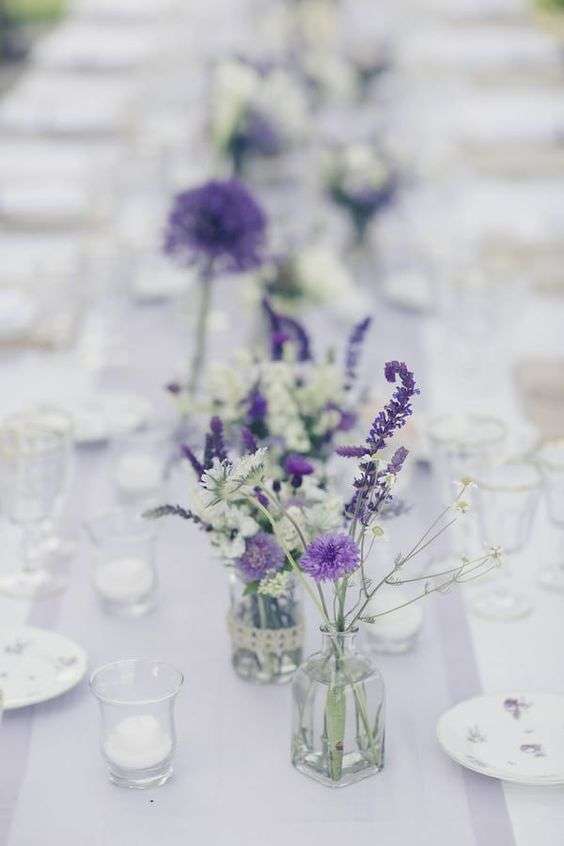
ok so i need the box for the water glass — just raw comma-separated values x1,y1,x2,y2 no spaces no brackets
90,659,183,789
86,510,158,617
0,407,73,598
537,439,564,592
471,461,541,620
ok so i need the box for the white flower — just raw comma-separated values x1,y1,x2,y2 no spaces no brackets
253,69,308,144
257,570,291,597
454,500,471,515
293,244,366,317
210,60,258,149
201,450,267,505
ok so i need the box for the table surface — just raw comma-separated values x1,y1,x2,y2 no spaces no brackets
1,1,564,844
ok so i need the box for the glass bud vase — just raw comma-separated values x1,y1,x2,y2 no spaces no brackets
227,573,304,685
291,628,385,787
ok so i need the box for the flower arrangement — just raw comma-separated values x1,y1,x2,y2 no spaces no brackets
248,242,367,319
209,58,308,177
154,358,500,782
322,143,397,247
204,300,372,462
163,179,267,398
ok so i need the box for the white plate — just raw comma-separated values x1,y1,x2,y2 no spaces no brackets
0,626,87,709
437,692,564,785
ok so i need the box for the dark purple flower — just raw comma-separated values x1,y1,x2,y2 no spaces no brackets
246,388,268,423
209,416,228,463
166,381,183,395
241,110,283,157
236,531,284,582
300,533,360,582
163,179,267,273
344,316,372,391
284,454,314,477
262,298,311,362
337,410,357,432
181,444,204,479
241,427,258,454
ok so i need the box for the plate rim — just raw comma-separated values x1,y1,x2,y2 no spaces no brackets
437,690,564,786
0,625,87,710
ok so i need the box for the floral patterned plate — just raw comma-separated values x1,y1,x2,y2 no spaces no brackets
0,627,87,710
437,693,564,785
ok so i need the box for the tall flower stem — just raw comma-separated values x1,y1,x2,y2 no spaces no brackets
187,260,214,398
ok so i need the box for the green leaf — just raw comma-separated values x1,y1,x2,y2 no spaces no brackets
243,580,260,596
326,685,346,782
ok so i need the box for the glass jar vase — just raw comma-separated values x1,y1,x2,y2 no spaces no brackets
291,628,385,787
227,572,304,685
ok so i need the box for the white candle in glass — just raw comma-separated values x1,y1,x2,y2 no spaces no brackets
103,715,172,771
114,452,162,495
95,556,154,602
364,585,423,650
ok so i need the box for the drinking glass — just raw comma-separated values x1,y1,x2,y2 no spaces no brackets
111,425,171,506
471,461,541,620
0,408,73,598
428,413,507,557
537,439,564,592
90,658,183,789
86,510,158,617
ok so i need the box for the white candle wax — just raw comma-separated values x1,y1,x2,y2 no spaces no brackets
103,715,172,771
95,556,154,602
364,585,423,641
114,452,162,495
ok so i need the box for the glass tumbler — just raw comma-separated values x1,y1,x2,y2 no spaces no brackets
471,461,541,620
537,439,564,592
86,510,158,617
90,658,183,789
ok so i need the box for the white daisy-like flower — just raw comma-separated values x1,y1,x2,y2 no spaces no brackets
454,499,471,515
257,570,291,597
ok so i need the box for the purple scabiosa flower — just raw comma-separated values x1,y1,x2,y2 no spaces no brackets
344,316,372,391
262,298,311,362
163,179,267,273
236,531,284,582
300,533,360,582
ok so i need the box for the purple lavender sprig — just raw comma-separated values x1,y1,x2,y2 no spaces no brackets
344,316,372,391
181,416,231,481
262,297,312,362
210,416,228,463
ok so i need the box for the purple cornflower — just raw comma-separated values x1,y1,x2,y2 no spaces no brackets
163,179,267,273
236,532,284,582
300,533,360,582
344,317,372,391
262,298,311,362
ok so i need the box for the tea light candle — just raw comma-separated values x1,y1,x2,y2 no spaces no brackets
114,452,162,495
364,586,423,653
95,556,154,602
103,715,172,771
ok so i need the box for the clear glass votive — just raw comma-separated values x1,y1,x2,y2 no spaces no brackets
111,425,171,506
86,510,158,617
90,659,183,789
362,585,423,655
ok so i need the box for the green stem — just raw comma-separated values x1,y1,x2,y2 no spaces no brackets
187,261,213,398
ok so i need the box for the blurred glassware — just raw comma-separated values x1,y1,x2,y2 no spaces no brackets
428,413,507,556
537,438,564,591
471,461,541,620
111,424,172,506
0,407,73,598
86,509,158,616
90,658,183,788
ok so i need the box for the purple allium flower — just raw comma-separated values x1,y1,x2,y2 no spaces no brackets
344,316,372,391
300,533,360,582
236,531,284,582
163,179,267,273
284,454,314,477
262,298,311,362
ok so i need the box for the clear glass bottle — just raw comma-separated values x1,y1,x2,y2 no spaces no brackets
228,573,304,685
292,628,385,787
